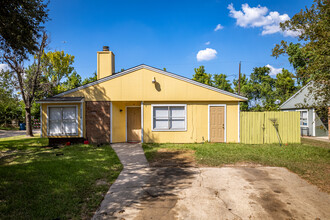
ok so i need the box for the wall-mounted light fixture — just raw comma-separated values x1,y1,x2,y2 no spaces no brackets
120,109,123,112
152,77,156,83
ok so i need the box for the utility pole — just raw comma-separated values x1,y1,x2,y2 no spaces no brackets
238,61,241,95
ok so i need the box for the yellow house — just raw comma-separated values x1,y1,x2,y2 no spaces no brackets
37,46,247,145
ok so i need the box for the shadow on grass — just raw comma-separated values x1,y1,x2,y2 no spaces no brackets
0,144,123,220
94,143,197,219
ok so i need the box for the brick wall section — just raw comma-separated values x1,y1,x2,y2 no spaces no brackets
86,101,110,144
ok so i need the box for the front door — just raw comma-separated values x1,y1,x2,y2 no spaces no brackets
127,107,141,142
209,106,225,142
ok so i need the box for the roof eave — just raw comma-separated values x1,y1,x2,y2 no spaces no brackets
54,64,248,101
36,97,85,104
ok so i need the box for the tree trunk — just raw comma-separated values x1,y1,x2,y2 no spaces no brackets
25,107,33,137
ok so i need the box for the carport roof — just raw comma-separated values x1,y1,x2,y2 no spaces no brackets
36,97,84,103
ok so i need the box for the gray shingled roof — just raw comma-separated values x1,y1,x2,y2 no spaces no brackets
36,97,84,103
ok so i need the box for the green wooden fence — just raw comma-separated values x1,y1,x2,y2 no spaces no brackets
240,111,300,144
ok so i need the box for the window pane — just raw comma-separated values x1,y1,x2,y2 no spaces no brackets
63,107,76,120
154,107,168,118
154,119,168,129
170,106,185,118
64,121,77,134
301,119,307,126
49,121,61,134
170,119,185,129
49,108,61,120
301,111,307,118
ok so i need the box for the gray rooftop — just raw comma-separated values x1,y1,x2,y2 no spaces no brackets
36,97,84,103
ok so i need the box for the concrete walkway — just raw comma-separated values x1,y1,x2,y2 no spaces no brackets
93,143,151,219
93,143,330,220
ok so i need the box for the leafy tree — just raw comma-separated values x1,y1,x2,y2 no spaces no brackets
54,71,82,94
82,72,97,85
273,0,330,107
0,87,22,126
275,69,297,104
42,50,75,94
0,0,49,60
272,42,309,86
0,71,23,126
3,33,48,136
233,74,249,111
245,67,277,111
64,71,82,90
192,66,212,86
213,74,234,92
233,74,248,94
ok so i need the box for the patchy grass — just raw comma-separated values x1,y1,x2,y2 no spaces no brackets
301,137,330,148
0,135,47,152
0,136,123,220
0,126,19,131
143,142,330,193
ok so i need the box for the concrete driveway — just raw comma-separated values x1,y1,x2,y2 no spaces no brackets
0,129,40,138
94,143,330,219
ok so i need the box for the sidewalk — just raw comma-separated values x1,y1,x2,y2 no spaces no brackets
93,143,151,219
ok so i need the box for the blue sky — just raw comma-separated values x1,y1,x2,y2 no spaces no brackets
45,0,312,83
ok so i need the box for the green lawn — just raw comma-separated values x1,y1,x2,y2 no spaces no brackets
0,126,19,130
0,136,123,220
143,141,330,193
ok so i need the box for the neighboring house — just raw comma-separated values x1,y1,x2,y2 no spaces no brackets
280,82,328,137
37,47,247,145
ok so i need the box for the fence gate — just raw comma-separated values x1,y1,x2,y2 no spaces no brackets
240,111,300,144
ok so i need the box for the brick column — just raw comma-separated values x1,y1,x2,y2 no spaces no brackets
86,101,110,144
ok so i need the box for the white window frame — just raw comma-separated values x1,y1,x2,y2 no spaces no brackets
296,109,308,127
151,104,187,131
47,105,79,136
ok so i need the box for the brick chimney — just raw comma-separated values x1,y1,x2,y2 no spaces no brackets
97,46,115,80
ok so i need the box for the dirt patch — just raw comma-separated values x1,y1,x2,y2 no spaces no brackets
149,149,196,167
95,179,110,186
134,167,197,220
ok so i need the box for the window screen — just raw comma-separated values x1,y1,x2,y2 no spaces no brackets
153,106,186,130
49,106,77,135
300,111,308,126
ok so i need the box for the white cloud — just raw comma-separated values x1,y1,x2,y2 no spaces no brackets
205,41,211,45
196,48,217,61
228,3,300,37
214,24,224,31
0,64,9,72
266,64,282,76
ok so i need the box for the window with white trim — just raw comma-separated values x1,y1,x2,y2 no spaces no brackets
49,106,78,135
152,105,186,130
299,110,308,127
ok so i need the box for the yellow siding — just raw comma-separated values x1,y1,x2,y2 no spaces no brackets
111,101,140,143
43,67,244,142
63,68,244,102
240,111,300,144
41,103,83,138
141,101,239,143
